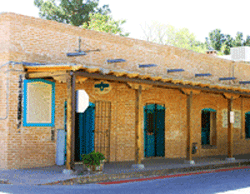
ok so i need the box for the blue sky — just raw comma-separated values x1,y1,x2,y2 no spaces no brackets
1,0,249,42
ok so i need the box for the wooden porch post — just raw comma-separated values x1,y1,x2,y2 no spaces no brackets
66,71,76,170
227,96,234,159
181,89,201,164
126,83,152,169
186,91,193,162
135,85,142,164
223,93,240,161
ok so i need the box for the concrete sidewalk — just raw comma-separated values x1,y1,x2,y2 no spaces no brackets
0,168,78,185
1,154,250,185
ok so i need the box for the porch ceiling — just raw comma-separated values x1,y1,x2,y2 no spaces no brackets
24,63,250,96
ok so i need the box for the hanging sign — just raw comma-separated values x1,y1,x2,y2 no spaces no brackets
230,111,235,124
76,90,89,113
222,109,240,128
94,81,111,94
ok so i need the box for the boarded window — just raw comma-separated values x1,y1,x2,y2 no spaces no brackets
23,79,55,127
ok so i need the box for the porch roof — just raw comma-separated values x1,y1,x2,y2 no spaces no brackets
24,62,250,96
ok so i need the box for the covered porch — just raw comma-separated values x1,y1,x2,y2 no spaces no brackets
23,62,250,172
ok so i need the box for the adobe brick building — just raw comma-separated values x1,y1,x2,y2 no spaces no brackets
1,12,250,170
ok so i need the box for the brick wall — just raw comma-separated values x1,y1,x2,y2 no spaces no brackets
2,12,250,89
0,64,9,169
1,12,250,169
0,14,11,169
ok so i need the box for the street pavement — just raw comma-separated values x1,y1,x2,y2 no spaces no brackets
1,168,250,194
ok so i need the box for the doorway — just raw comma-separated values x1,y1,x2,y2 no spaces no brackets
75,102,95,161
144,104,165,157
64,100,111,162
64,101,95,162
201,108,217,146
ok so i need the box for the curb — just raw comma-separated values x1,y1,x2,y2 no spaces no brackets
98,166,250,185
43,161,250,185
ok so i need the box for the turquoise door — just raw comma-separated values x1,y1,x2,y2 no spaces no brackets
201,110,210,145
64,101,67,163
144,104,165,157
64,101,95,162
155,105,165,157
75,102,95,161
245,112,250,138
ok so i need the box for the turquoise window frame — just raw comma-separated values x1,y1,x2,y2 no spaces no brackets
23,79,55,127
202,108,216,112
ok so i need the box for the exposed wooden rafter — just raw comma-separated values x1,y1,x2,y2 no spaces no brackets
26,71,68,79
126,73,140,78
223,93,240,99
127,82,153,90
85,68,100,73
181,88,201,95
74,71,250,96
76,76,88,83
150,76,162,81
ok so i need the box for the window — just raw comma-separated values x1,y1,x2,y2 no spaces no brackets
201,108,217,147
245,112,250,139
23,79,55,127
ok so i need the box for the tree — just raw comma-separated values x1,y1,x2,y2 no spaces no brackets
34,0,111,26
244,35,250,46
141,22,207,53
233,32,244,47
219,34,234,55
81,13,129,36
140,22,169,44
169,28,197,50
206,30,242,55
207,29,225,51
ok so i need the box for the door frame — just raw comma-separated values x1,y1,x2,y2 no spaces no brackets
144,103,165,158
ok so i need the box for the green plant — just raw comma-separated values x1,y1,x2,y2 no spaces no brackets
81,151,105,167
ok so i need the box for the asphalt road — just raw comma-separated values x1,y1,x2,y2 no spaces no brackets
1,168,250,194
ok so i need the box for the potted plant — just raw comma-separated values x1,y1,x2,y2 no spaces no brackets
81,151,105,173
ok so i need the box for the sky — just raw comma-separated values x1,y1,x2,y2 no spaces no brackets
0,0,250,42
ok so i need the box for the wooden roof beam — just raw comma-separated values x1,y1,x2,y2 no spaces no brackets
26,71,68,79
74,71,250,96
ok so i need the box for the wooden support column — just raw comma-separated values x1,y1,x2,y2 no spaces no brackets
127,83,152,169
227,96,233,158
223,93,240,161
66,71,76,170
186,91,193,162
241,97,244,139
135,85,142,164
181,89,200,164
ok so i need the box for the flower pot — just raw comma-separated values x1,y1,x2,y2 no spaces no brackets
84,160,104,174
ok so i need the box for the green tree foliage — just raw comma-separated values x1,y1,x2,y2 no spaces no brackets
81,13,129,36
34,0,111,26
169,28,197,50
141,22,207,53
218,34,234,55
208,29,225,51
206,30,250,55
244,35,250,46
233,32,244,47
224,34,234,54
